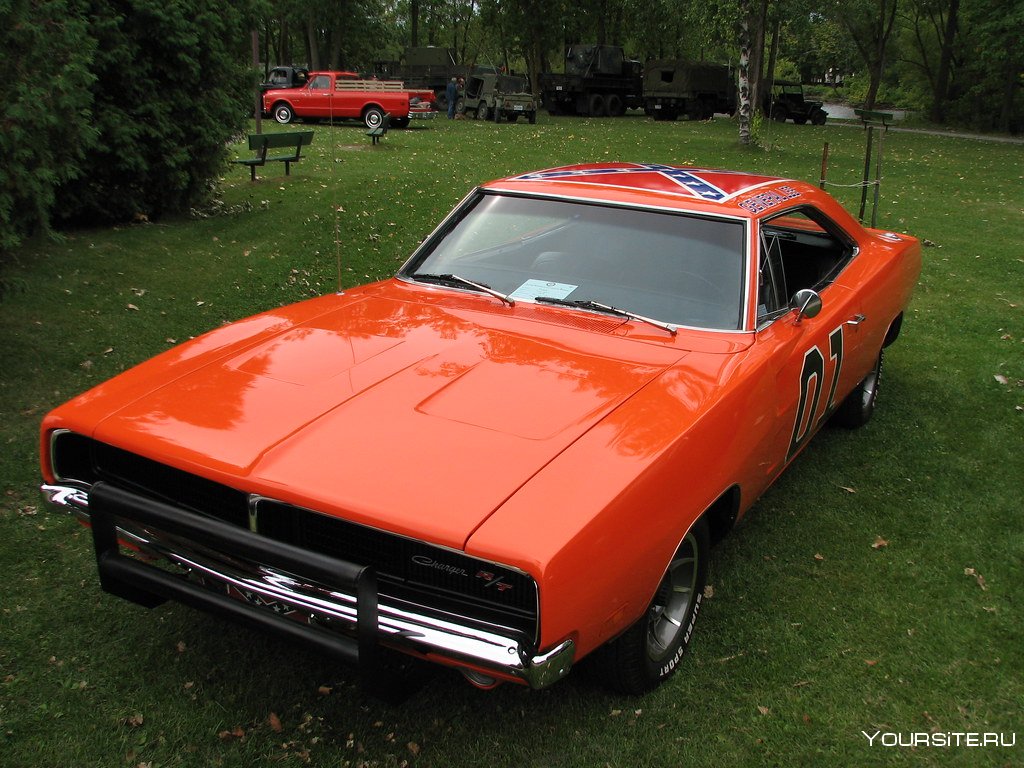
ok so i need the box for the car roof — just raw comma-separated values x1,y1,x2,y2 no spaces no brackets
481,163,819,218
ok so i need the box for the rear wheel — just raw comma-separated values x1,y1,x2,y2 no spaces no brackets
478,103,489,121
772,105,788,123
606,93,624,116
588,93,606,117
594,517,709,694
833,349,883,428
812,109,827,126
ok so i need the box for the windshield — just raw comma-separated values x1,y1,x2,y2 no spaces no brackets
402,193,746,331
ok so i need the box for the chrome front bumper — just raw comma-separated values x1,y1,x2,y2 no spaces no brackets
42,481,573,689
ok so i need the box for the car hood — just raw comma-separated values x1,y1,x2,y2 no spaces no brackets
84,286,720,549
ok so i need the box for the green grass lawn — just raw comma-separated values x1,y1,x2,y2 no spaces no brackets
1,113,1021,767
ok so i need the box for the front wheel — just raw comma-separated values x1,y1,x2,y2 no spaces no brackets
477,103,489,121
273,103,294,125
833,349,883,428
363,107,385,129
594,517,709,694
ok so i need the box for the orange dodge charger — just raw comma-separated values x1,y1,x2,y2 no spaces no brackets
41,163,921,693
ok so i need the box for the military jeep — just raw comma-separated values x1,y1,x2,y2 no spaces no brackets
764,81,827,125
459,73,537,124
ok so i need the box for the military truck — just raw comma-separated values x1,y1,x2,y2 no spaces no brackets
373,47,470,110
539,44,643,117
459,72,537,123
642,60,736,121
763,81,827,125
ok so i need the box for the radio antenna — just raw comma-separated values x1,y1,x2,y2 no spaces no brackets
329,87,344,294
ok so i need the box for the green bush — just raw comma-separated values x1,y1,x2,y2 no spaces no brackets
0,0,97,251
0,0,257,251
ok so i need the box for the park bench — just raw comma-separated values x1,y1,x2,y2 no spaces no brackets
366,114,391,145
233,130,314,181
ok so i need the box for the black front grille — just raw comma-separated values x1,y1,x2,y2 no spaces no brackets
59,434,538,637
255,498,536,616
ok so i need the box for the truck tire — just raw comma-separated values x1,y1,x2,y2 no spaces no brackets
606,93,624,116
272,102,294,125
588,93,606,117
812,109,827,126
771,105,788,123
478,103,489,121
528,111,537,124
363,107,385,130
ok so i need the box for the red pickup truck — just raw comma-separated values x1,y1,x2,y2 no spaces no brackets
262,71,436,129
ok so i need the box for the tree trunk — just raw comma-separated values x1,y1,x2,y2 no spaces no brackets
748,0,769,115
306,16,320,70
411,0,420,47
930,0,959,122
738,4,753,145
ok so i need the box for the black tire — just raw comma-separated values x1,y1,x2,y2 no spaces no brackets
833,349,883,428
478,103,489,121
363,107,385,130
594,517,709,694
455,97,465,114
391,116,410,129
606,93,624,116
588,93,606,117
812,110,827,126
528,111,536,124
772,105,788,123
272,102,294,125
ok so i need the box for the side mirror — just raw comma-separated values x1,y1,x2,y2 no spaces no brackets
790,289,822,323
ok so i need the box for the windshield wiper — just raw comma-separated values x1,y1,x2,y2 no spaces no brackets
411,273,515,306
535,296,676,336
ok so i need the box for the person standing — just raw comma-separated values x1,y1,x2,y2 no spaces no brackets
446,77,458,119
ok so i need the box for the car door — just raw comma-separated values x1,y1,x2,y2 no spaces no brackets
752,207,870,476
297,74,332,118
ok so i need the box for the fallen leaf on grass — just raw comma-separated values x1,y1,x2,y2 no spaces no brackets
964,567,988,590
837,484,857,494
317,685,332,696
218,726,246,742
872,536,889,549
757,706,770,716
865,659,878,667
814,553,825,561
407,742,421,755
994,374,1009,385
268,712,283,732
126,304,139,311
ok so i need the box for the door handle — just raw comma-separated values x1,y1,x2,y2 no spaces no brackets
846,313,866,326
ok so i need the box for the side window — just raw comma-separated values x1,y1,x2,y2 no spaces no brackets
310,75,330,90
757,207,854,321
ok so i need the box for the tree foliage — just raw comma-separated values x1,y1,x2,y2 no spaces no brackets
0,0,257,252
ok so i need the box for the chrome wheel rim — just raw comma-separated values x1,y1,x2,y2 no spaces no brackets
646,532,699,660
861,354,882,409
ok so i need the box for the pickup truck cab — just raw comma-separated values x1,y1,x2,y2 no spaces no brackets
263,71,436,129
